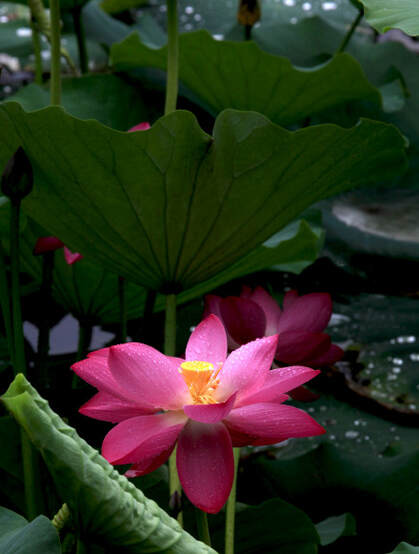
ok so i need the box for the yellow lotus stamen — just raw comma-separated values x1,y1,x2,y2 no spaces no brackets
179,360,222,404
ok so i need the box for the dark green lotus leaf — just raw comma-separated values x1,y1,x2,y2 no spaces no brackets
1,374,215,553
359,0,419,36
110,30,382,126
211,498,320,554
0,506,60,554
390,544,419,554
7,75,148,131
100,0,147,14
252,16,419,145
242,392,419,547
315,513,357,546
0,103,407,291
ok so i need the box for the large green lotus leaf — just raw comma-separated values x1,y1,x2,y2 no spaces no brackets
171,217,324,308
252,16,419,145
211,498,319,554
7,75,148,131
0,507,60,554
0,104,407,291
110,30,382,127
359,0,419,36
1,374,215,553
100,0,147,14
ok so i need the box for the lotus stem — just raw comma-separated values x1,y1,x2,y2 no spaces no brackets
165,293,183,525
164,0,179,114
37,251,54,390
49,0,62,105
30,17,43,84
195,508,211,546
10,200,26,376
337,9,363,54
72,5,89,74
0,245,15,367
225,447,240,554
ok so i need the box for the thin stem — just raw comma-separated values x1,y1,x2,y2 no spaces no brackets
118,276,127,343
10,200,26,376
244,24,252,40
10,200,42,519
225,447,240,554
49,0,62,105
0,245,15,367
142,288,157,344
21,429,41,520
164,0,179,115
195,508,211,546
72,322,92,387
164,294,182,525
72,6,88,74
336,9,363,54
37,251,54,390
30,18,43,84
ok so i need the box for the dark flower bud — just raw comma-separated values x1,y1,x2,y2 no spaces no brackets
237,0,261,27
1,147,33,201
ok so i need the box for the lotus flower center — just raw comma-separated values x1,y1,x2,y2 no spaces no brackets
179,360,221,404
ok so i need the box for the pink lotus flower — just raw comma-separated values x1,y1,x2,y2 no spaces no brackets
33,236,83,265
128,122,151,132
72,315,325,513
204,287,343,367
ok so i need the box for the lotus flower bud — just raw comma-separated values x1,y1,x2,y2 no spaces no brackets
1,147,33,201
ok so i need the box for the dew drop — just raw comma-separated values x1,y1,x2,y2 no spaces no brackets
345,430,359,439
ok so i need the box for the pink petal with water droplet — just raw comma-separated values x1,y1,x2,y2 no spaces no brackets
185,314,227,366
79,391,153,422
215,335,278,403
108,343,189,410
224,402,325,446
102,412,186,465
183,393,236,423
237,366,320,407
176,420,234,513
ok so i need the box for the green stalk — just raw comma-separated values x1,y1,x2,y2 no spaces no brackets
225,447,240,554
10,200,26,376
164,0,179,114
30,18,43,84
49,0,62,105
37,251,54,390
72,6,88,74
72,323,92,387
244,25,252,40
0,245,15,367
336,9,363,54
10,199,42,520
195,508,211,546
165,294,182,525
118,276,127,343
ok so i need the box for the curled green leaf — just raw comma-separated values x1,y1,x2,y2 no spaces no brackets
1,374,215,553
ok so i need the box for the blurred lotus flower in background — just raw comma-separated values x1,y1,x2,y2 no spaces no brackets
33,236,83,265
73,315,324,513
127,122,151,132
204,287,343,367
